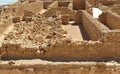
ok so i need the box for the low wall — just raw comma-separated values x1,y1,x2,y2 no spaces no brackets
106,10,120,29
0,62,120,74
73,0,85,10
82,10,109,41
0,37,120,61
98,12,106,24
87,0,117,5
43,7,75,20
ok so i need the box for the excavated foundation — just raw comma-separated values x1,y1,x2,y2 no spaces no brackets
0,0,120,74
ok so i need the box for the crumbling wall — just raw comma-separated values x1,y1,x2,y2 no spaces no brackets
0,62,120,74
106,10,120,29
43,7,75,20
0,39,120,61
82,10,109,41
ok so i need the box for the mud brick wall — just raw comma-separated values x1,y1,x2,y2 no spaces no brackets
48,1,58,9
82,10,109,41
106,10,120,29
0,62,120,74
73,0,85,10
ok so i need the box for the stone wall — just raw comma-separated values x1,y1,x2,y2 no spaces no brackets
87,0,117,5
106,10,120,29
73,0,85,10
43,7,75,20
75,11,82,24
98,12,106,24
82,10,109,41
0,62,120,74
0,36,120,61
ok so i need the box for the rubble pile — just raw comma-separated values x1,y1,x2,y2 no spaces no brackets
4,15,67,48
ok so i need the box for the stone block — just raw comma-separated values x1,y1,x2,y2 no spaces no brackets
62,14,69,25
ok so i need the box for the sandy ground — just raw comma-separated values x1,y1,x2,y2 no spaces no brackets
62,25,83,42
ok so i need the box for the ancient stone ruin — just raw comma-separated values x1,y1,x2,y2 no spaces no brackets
0,0,120,74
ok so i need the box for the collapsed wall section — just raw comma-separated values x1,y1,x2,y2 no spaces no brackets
82,10,109,41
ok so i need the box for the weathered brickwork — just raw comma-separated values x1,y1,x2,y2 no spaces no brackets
0,0,120,74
